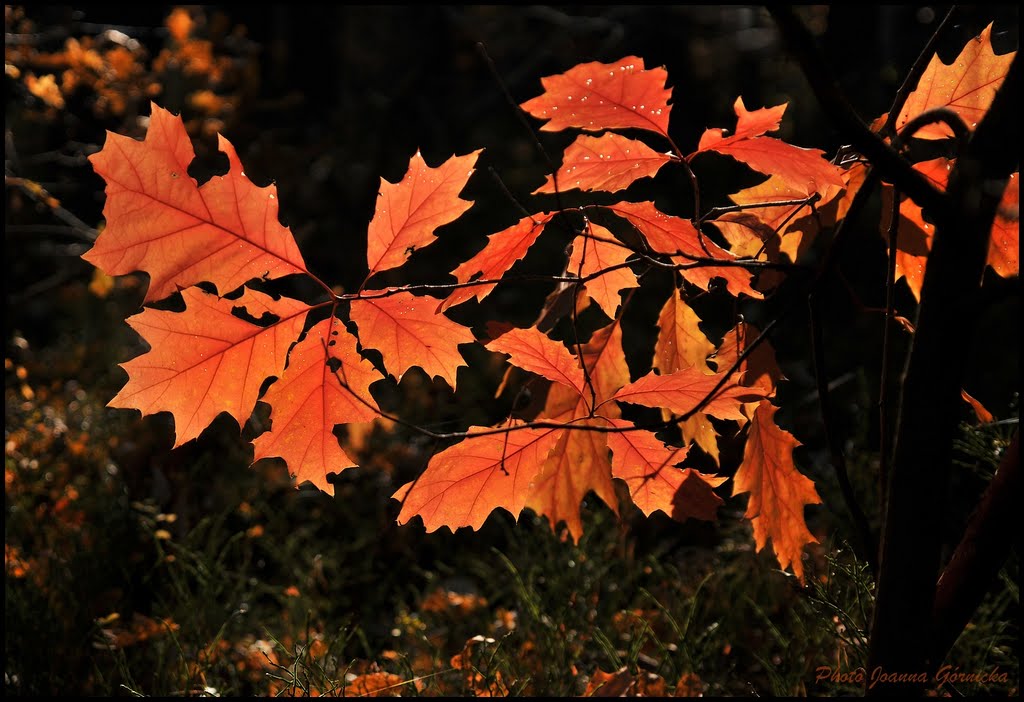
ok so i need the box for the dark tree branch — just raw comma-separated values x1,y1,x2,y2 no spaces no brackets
930,432,1020,670
867,54,1020,696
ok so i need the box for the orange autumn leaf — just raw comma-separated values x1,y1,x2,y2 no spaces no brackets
488,327,588,402
440,213,554,311
880,158,950,299
652,288,720,463
653,288,716,377
711,321,783,396
527,417,619,542
112,287,308,447
613,367,765,422
251,317,384,493
529,320,627,540
584,668,634,697
543,318,630,420
608,201,762,299
345,672,406,697
733,400,821,581
569,224,639,316
961,390,994,424
84,104,308,303
521,56,672,136
350,291,474,389
606,420,725,522
394,425,561,532
535,133,673,194
882,160,1017,299
678,414,721,466
724,172,845,262
693,98,844,194
988,172,1019,278
897,23,1016,139
583,667,676,697
365,149,480,277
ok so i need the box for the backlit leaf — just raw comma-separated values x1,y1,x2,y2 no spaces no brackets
897,23,1016,139
543,318,629,421
527,418,618,542
535,133,673,194
394,425,561,532
569,224,639,316
608,201,762,299
439,213,554,311
112,287,309,446
521,56,672,136
883,161,1017,299
488,326,587,401
733,401,821,581
693,98,844,194
84,104,308,303
653,288,715,377
366,149,481,277
988,172,1019,278
613,367,764,422
252,317,384,493
606,421,725,522
350,291,474,389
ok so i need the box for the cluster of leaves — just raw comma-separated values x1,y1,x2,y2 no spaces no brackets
81,26,1017,585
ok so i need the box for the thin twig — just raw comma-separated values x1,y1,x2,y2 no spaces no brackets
698,195,821,224
878,187,900,511
808,293,878,574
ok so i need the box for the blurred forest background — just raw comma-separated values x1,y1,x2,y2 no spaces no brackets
5,4,1018,696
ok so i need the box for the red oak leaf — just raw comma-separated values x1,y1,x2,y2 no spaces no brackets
652,288,720,463
520,56,672,136
569,223,639,317
394,425,561,532
897,23,1016,139
881,160,1018,300
693,97,844,194
439,213,554,312
365,149,481,277
488,327,588,401
711,321,783,397
84,104,308,303
723,173,845,262
527,417,619,542
653,288,716,377
608,201,762,299
613,367,765,422
606,420,725,522
112,287,309,446
526,321,629,541
535,133,673,194
350,291,474,389
732,401,821,581
251,317,384,493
